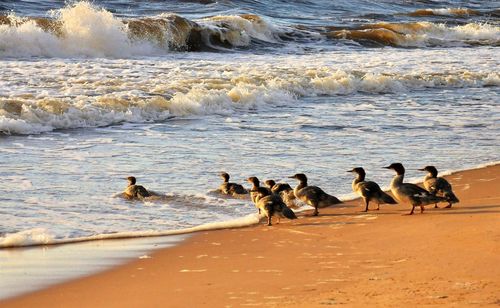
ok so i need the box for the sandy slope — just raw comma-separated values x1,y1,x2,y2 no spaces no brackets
2,164,499,307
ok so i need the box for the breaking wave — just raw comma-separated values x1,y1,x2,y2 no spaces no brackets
0,2,499,58
327,22,500,47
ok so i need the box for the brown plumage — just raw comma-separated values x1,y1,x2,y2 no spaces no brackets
251,186,297,226
348,167,397,212
384,163,446,215
264,179,298,209
219,172,248,196
124,176,151,200
289,173,342,216
418,166,459,208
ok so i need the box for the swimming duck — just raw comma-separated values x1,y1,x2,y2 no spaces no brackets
264,179,298,209
289,173,342,216
219,172,248,196
384,163,446,215
418,165,459,208
251,186,297,226
124,176,151,200
348,167,397,212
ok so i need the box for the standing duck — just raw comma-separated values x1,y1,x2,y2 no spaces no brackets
289,173,342,216
251,186,297,226
247,176,271,204
264,179,298,209
219,172,248,196
418,165,459,208
384,163,446,215
348,167,397,212
124,176,151,200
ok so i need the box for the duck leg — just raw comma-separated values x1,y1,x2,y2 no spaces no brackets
313,203,319,216
434,203,439,208
267,215,272,226
363,198,369,212
408,205,415,215
420,205,425,213
376,202,380,211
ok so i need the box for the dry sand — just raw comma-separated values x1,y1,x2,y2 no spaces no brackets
2,164,499,307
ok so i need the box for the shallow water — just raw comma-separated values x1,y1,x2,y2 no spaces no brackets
0,1,499,248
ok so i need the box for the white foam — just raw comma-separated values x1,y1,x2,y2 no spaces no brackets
0,2,161,58
0,213,260,248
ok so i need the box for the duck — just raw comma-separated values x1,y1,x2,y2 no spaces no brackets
219,172,248,196
418,165,459,208
289,173,342,216
247,176,271,205
251,186,297,226
264,179,298,209
123,176,151,200
347,167,397,212
384,163,446,215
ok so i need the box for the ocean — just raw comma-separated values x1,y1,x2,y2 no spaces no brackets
0,1,498,248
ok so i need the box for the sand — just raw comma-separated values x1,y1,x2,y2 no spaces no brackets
2,164,499,307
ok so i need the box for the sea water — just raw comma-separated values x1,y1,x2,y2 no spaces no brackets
0,0,498,298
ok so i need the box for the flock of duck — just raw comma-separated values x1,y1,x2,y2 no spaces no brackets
123,163,459,226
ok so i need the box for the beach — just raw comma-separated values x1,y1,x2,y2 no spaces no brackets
1,0,499,306
2,164,499,307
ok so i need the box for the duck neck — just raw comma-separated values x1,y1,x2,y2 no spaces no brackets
251,181,260,190
390,173,404,188
296,179,307,191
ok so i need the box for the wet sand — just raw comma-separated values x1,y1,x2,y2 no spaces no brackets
2,164,499,307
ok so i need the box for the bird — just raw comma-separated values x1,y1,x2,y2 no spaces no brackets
123,176,151,200
418,165,459,208
384,163,446,215
219,172,248,196
264,179,298,209
251,186,297,226
289,173,342,216
247,176,271,205
347,167,397,212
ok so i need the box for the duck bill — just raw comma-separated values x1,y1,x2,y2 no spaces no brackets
382,166,392,169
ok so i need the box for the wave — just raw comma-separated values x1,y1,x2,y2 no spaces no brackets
0,214,260,248
1,2,499,58
0,2,289,58
327,22,500,47
1,68,498,135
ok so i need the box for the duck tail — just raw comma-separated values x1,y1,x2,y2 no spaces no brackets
377,191,397,204
444,191,460,203
326,194,342,205
281,206,297,220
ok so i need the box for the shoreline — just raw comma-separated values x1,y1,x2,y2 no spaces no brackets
2,163,499,306
2,160,498,249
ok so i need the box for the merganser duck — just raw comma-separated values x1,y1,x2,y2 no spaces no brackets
247,176,271,205
418,165,459,208
219,172,248,196
251,186,297,226
289,173,342,216
264,179,298,209
348,167,397,212
124,176,151,199
384,163,446,215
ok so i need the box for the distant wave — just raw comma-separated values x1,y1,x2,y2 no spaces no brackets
0,2,499,59
326,22,500,47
